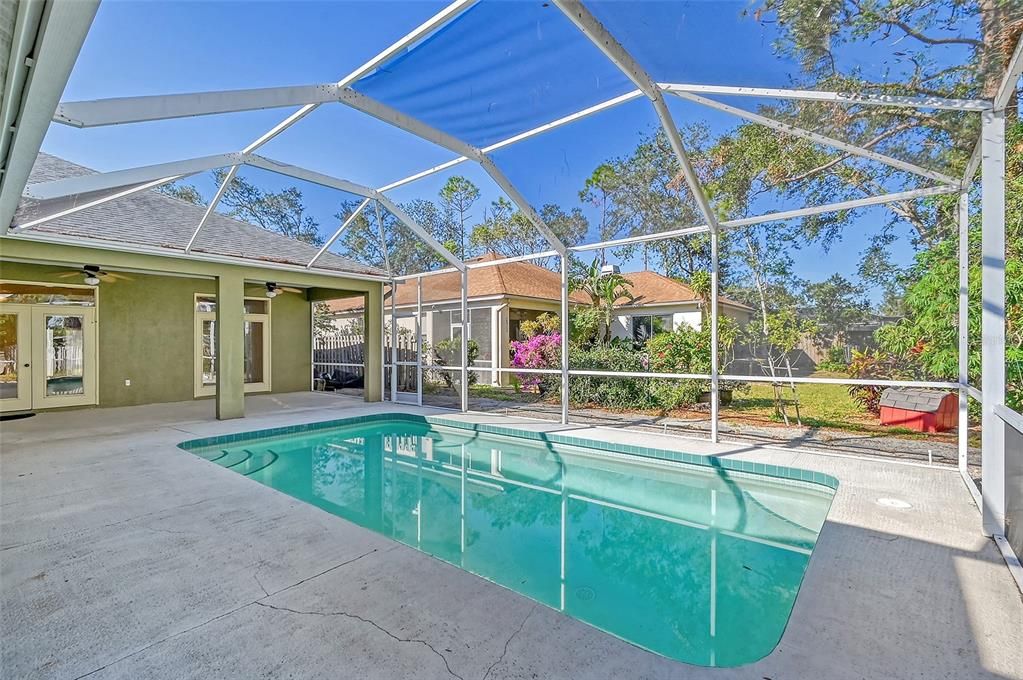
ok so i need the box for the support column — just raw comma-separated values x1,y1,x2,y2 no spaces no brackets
981,109,1006,536
417,277,424,406
957,191,969,476
710,230,720,443
561,254,570,425
390,280,398,403
460,268,468,412
364,283,383,402
215,271,245,420
490,304,501,386
496,304,510,387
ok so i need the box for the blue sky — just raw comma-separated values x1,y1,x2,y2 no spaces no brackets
41,0,976,303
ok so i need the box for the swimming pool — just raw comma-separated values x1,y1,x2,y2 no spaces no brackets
180,414,836,667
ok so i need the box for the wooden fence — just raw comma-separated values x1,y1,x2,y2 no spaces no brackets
313,332,419,392
314,332,364,368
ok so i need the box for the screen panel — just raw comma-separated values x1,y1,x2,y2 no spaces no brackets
353,0,633,147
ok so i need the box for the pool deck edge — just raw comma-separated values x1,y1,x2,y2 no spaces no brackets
2,393,1020,680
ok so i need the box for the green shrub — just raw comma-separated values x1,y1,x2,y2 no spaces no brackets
817,345,850,372
427,338,480,390
846,348,913,413
644,325,711,409
567,343,657,410
520,312,560,338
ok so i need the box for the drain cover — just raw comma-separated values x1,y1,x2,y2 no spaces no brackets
575,587,595,601
877,497,912,509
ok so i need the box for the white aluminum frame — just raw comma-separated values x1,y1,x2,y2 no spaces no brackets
2,0,1018,553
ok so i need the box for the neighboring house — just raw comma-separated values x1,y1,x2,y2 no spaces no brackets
326,254,754,385
0,153,387,418
609,271,754,343
326,253,589,385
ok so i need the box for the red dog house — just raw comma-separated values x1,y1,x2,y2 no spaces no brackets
878,388,957,433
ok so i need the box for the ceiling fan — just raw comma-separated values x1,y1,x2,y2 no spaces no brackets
265,282,302,298
56,265,132,285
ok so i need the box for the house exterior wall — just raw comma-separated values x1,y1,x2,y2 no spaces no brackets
611,304,752,341
1,249,376,409
345,296,564,388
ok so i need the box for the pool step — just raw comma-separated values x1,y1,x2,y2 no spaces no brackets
199,448,279,475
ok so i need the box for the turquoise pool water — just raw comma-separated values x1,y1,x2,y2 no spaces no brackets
180,415,836,667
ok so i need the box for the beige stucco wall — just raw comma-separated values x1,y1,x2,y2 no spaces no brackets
0,261,317,407
0,245,383,409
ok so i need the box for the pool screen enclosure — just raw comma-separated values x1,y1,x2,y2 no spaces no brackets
0,0,1019,549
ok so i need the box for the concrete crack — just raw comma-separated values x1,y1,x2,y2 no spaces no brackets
260,546,385,599
68,546,388,679
71,601,254,679
254,601,464,680
481,603,536,680
253,571,270,598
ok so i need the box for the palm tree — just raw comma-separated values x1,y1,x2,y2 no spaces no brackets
571,258,634,344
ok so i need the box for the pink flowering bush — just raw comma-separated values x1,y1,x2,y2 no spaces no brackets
510,333,561,389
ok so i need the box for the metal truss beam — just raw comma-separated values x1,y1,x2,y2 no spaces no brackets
242,156,462,270
187,0,476,272
53,84,342,128
553,0,722,440
962,33,1021,189
0,0,99,234
244,154,377,198
337,87,567,254
671,91,959,186
722,185,958,230
391,249,560,282
22,152,245,201
550,1,719,234
375,199,390,274
569,185,957,253
12,174,192,232
376,194,464,270
17,149,461,270
377,89,643,192
308,198,371,268
659,83,990,111
186,164,238,252
242,0,476,154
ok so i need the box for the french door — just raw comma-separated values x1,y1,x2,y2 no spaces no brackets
0,304,98,412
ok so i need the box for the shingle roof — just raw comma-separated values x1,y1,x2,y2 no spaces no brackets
326,254,753,314
12,153,386,277
616,271,753,311
327,252,589,313
879,388,949,412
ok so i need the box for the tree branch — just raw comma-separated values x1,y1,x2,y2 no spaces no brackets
775,121,916,185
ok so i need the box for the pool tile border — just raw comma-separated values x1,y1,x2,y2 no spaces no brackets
178,413,839,491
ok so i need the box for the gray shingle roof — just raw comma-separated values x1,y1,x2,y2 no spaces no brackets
879,388,950,412
12,153,386,278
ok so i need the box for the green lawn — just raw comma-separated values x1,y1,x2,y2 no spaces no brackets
425,373,960,442
723,375,933,437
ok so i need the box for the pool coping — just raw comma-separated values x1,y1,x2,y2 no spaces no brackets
178,412,840,491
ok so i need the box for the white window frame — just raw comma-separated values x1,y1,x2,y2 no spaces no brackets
630,313,673,343
193,294,272,397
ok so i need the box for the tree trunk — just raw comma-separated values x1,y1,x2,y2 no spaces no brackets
980,0,1020,119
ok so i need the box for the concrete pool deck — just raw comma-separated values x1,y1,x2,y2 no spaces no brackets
2,392,1021,679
